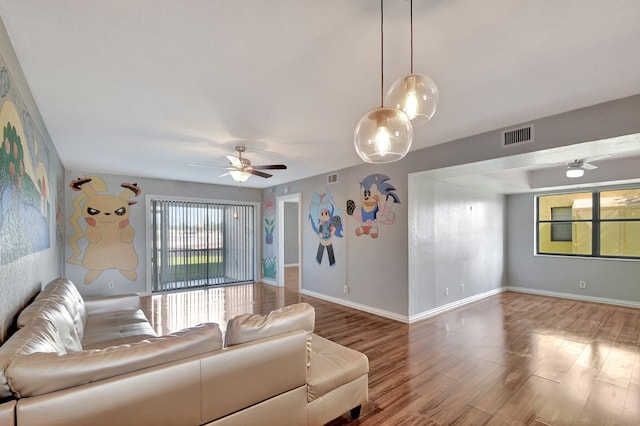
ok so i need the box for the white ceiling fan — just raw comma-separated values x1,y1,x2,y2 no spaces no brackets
219,145,287,183
565,156,606,178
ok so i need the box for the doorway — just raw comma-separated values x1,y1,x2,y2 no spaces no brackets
277,193,301,290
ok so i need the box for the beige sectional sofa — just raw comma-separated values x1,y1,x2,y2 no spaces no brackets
0,278,368,426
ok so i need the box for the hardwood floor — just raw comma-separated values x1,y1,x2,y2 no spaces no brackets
143,284,640,426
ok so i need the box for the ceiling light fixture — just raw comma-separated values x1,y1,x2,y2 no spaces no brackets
385,0,439,126
566,164,584,178
354,0,413,164
229,169,251,183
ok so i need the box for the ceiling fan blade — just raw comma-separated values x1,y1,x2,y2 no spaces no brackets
226,155,243,168
218,172,230,177
582,162,598,170
248,169,272,178
188,163,225,169
251,164,287,170
584,154,611,163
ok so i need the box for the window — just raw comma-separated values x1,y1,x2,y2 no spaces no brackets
550,207,572,241
537,188,640,259
148,197,257,293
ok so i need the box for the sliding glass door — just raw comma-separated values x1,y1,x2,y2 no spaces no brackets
149,198,256,293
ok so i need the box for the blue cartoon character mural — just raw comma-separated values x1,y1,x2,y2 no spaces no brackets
309,190,343,267
347,173,399,238
67,177,141,285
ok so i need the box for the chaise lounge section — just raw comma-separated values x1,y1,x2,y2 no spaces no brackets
0,278,368,425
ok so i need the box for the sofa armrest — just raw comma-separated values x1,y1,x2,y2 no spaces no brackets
200,330,308,423
84,294,141,315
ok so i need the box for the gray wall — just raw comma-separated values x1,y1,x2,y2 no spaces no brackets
507,190,640,303
64,170,262,298
264,161,411,319
0,19,64,341
263,95,640,321
283,202,299,265
408,176,506,317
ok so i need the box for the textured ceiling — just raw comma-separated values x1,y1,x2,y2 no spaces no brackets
1,0,639,189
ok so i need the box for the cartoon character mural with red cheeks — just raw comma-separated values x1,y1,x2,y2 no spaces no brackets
68,177,140,285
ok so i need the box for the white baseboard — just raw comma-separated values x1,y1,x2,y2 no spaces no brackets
261,278,278,286
408,288,506,323
300,286,639,325
300,287,508,323
506,286,640,308
300,289,410,323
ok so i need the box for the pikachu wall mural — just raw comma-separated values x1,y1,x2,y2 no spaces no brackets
67,176,141,285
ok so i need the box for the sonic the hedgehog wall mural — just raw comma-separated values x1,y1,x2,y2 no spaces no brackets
309,189,343,267
67,176,141,285
347,173,399,238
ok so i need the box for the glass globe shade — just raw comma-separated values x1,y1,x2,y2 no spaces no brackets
353,107,413,163
385,73,439,127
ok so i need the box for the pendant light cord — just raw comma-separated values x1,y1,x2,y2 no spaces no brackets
380,0,384,108
410,0,414,73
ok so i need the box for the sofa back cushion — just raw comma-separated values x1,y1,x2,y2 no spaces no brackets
225,303,314,365
6,323,223,398
16,297,82,352
30,278,88,338
0,319,67,399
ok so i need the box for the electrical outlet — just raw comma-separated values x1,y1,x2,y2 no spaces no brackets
579,281,586,289
108,282,114,289
445,287,449,296
343,285,349,294
460,283,464,292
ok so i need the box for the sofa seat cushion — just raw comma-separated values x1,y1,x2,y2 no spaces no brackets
306,335,369,402
82,310,156,349
6,323,223,398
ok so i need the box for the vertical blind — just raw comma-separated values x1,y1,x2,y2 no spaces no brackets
150,198,256,293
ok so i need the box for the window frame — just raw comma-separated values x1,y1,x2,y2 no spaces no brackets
536,187,640,260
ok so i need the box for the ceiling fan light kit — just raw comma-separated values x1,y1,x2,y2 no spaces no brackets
565,158,599,178
229,169,252,183
222,145,287,183
566,165,585,178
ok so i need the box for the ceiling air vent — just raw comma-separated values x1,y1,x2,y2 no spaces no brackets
327,173,338,185
502,124,534,148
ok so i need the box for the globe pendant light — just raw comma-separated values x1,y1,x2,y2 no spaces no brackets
354,0,413,164
385,0,439,127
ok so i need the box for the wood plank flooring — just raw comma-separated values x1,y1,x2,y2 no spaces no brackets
143,270,640,426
